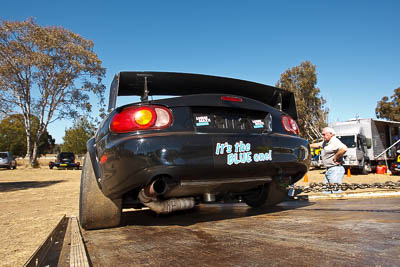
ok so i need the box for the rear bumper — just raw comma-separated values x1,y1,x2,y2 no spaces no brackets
50,162,79,168
96,132,310,199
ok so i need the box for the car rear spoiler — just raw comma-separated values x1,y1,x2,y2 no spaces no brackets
108,72,298,120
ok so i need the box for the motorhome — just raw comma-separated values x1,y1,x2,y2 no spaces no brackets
331,118,400,173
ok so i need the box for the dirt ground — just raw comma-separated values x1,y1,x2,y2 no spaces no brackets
0,167,399,266
0,167,81,267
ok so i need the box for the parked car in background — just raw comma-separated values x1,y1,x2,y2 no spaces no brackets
0,152,17,169
79,72,311,230
390,150,400,175
49,152,80,170
310,146,323,169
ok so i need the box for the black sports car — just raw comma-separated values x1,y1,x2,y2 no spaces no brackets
49,152,80,170
79,72,310,230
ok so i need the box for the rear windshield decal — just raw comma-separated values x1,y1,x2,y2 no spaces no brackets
252,119,264,129
215,141,272,165
195,116,211,126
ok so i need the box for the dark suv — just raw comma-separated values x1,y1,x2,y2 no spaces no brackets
0,152,17,169
49,152,80,170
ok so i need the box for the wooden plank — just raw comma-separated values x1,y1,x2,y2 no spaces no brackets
57,216,72,266
69,216,90,267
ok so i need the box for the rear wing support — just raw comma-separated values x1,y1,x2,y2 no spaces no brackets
108,74,119,112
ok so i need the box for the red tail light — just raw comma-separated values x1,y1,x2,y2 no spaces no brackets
221,96,243,102
100,154,107,164
110,105,173,133
281,115,299,135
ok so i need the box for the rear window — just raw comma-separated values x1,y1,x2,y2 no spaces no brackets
59,152,74,158
192,107,268,132
0,153,7,158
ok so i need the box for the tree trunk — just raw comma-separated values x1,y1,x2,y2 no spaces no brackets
26,130,31,160
22,110,32,164
31,139,39,168
31,130,43,168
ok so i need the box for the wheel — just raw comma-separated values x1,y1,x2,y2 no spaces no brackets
243,180,288,208
361,162,371,175
79,152,122,230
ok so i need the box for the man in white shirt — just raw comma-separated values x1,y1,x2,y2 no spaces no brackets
310,127,348,193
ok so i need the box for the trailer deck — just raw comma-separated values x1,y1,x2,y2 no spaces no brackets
25,198,400,266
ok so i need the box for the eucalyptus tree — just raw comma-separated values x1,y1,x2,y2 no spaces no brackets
276,61,328,141
376,87,400,121
61,116,95,155
0,114,54,157
0,19,105,166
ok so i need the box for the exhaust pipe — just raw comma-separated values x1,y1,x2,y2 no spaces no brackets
144,177,169,197
138,179,195,214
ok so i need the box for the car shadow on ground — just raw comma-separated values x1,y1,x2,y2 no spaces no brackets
121,199,314,227
0,180,65,192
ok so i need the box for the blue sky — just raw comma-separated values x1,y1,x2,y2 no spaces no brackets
2,0,399,143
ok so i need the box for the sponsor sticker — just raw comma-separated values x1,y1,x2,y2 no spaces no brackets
215,140,272,166
195,115,211,126
252,119,264,129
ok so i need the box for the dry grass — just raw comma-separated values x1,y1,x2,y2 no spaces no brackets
15,158,53,168
296,167,400,186
0,167,80,266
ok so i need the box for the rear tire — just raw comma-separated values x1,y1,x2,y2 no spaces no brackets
79,152,122,230
361,162,370,175
244,180,288,208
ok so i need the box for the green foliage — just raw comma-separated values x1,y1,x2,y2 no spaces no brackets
376,88,400,121
0,18,105,165
0,114,55,156
0,115,25,156
276,61,328,141
61,116,95,155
